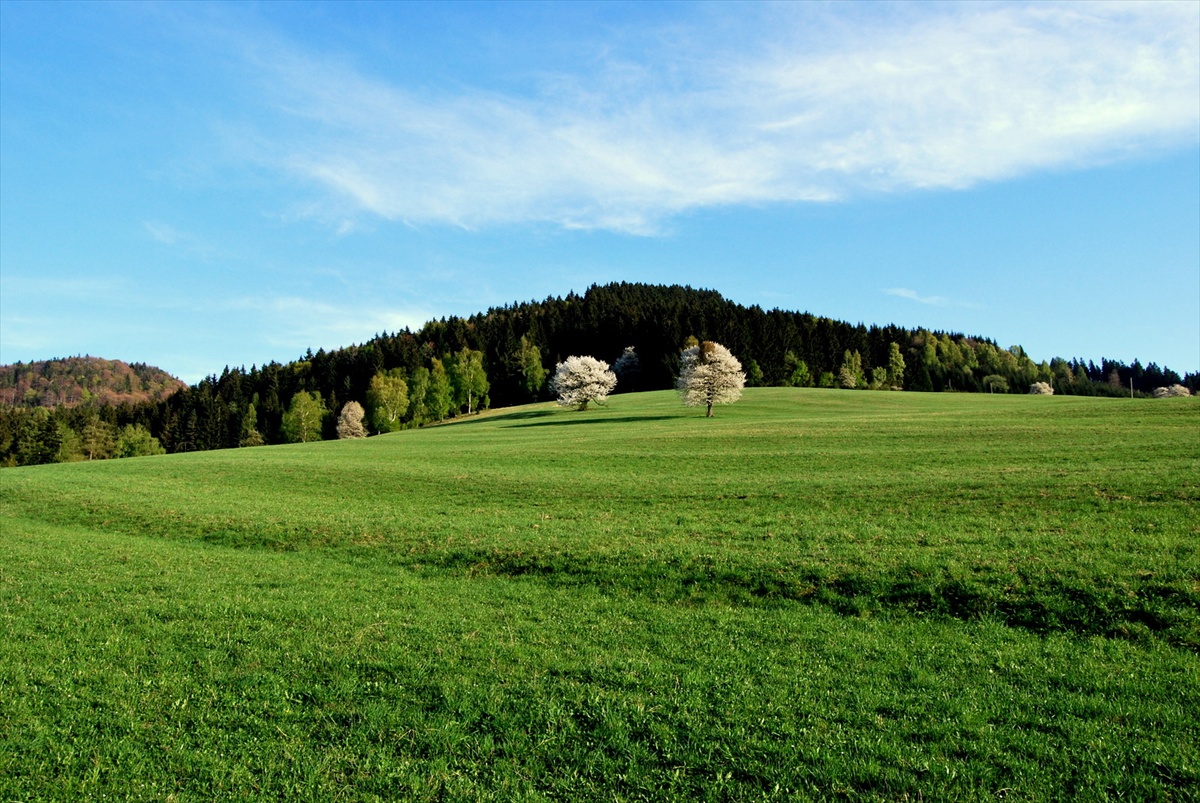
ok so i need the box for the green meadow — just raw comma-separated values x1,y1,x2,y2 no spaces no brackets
2,389,1197,801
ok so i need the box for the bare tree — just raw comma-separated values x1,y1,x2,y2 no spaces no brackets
677,341,745,417
551,356,617,411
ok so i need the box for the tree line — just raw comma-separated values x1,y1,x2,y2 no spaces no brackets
1,282,1194,466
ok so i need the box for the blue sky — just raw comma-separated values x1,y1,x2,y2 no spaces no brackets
2,0,1197,384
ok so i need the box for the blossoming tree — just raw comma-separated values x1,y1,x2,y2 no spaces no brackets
551,356,617,411
677,341,745,417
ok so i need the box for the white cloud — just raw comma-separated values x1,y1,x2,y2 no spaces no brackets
142,220,218,257
143,220,183,245
0,274,129,300
225,1,1199,234
886,288,951,307
885,287,980,309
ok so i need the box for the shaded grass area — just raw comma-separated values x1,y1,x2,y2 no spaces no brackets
2,389,1199,799
3,519,1198,802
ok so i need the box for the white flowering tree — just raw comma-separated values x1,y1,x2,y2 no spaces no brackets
551,356,617,411
336,401,367,439
677,341,745,417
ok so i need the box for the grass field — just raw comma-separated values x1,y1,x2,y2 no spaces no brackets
2,388,1197,801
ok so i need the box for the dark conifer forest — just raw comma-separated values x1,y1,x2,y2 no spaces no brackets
1,283,1194,465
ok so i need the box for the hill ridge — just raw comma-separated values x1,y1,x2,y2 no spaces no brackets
0,356,185,408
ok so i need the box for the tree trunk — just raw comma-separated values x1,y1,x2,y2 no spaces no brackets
706,401,714,417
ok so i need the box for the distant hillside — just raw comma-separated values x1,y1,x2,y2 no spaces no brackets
0,283,1194,467
0,357,185,408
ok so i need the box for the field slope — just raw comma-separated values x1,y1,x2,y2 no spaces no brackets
2,389,1198,801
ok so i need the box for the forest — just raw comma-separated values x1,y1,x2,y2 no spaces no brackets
0,282,1194,466
0,356,184,408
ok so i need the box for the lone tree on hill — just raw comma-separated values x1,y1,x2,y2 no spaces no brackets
551,356,617,411
677,341,745,417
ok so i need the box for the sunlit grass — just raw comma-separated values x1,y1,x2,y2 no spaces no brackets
2,389,1198,800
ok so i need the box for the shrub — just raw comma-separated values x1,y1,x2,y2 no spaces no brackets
983,375,1009,393
1028,382,1054,395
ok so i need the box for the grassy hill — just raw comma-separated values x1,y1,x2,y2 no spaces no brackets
2,389,1197,800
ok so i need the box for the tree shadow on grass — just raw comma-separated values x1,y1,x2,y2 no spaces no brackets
507,415,678,428
423,409,556,429
426,407,681,430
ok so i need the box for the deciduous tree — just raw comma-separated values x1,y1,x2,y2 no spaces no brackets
887,342,906,390
450,348,489,415
281,391,327,443
551,356,617,411
784,351,811,388
426,358,452,421
838,350,865,390
114,424,166,458
337,401,368,438
983,375,1009,393
519,336,546,398
367,369,408,433
677,341,745,417
407,366,430,425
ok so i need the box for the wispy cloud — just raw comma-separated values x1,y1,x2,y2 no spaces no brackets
143,220,184,245
886,287,980,309
0,275,130,301
886,287,952,307
142,220,217,257
214,1,1198,234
